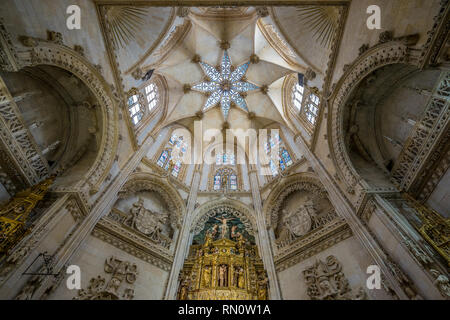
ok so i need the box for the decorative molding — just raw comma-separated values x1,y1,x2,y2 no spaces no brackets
275,217,351,270
16,40,119,194
328,41,419,199
419,0,450,68
0,76,50,185
93,218,173,272
256,20,302,70
275,224,352,272
391,71,450,191
190,199,257,237
0,19,19,72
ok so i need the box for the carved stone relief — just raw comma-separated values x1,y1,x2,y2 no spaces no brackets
303,255,367,300
74,256,138,300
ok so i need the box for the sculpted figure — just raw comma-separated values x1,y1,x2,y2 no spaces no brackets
431,269,450,297
202,266,212,288
218,264,228,287
125,198,145,229
238,267,245,289
214,215,235,239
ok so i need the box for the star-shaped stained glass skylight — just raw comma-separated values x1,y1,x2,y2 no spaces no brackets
192,50,259,120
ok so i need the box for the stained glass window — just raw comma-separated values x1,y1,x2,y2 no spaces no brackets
216,151,235,166
157,134,187,177
213,174,222,190
265,134,293,176
213,168,238,191
305,94,319,124
192,51,258,120
157,149,169,167
128,94,142,125
292,83,304,111
145,83,159,111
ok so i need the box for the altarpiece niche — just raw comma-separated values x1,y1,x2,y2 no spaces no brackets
178,209,268,300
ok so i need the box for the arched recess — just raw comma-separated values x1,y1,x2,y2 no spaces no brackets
328,41,421,195
16,40,119,194
190,198,257,238
118,172,186,229
262,172,328,229
262,172,344,256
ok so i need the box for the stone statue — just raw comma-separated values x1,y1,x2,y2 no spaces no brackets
125,198,145,229
218,264,228,287
238,267,245,289
430,269,450,297
214,215,235,239
202,265,211,288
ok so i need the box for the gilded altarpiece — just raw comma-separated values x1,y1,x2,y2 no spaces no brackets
178,211,269,300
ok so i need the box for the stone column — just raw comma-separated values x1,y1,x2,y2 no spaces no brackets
164,164,202,299
248,166,282,300
288,127,411,299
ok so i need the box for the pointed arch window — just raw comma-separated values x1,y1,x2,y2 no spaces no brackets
145,83,159,111
128,94,143,125
213,168,238,191
305,93,319,124
292,83,304,111
157,134,187,177
216,151,236,166
265,134,293,176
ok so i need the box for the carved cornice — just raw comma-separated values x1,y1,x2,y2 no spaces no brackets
93,220,173,271
275,221,352,272
415,146,450,203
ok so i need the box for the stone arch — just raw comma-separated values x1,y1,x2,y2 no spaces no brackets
262,172,328,228
17,40,119,194
190,198,257,237
118,172,186,228
328,41,420,195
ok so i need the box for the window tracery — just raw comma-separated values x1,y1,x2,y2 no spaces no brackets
286,75,321,134
213,167,238,191
145,83,159,111
156,133,187,178
128,93,143,125
264,133,294,176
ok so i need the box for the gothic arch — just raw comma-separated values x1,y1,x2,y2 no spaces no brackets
190,198,257,237
118,172,186,228
17,40,119,194
262,172,328,228
327,40,420,195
